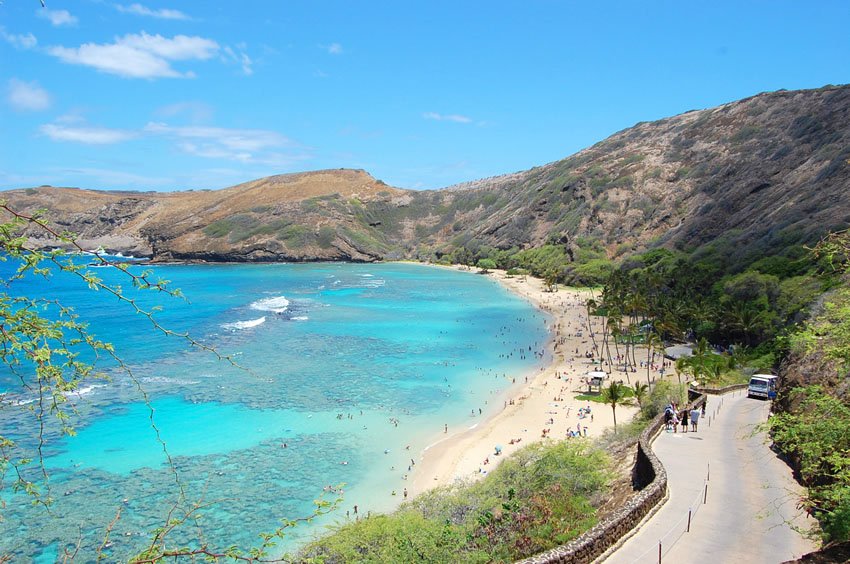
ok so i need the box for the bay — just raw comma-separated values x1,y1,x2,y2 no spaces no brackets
0,261,549,560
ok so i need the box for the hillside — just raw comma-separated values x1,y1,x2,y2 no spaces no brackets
401,84,850,267
4,169,405,262
3,85,849,268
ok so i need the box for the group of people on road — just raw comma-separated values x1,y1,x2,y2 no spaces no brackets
664,402,702,432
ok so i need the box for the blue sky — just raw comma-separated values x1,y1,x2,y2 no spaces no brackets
1,1,848,192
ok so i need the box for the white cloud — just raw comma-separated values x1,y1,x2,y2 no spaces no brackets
47,32,219,79
41,122,136,144
1,28,37,49
423,112,472,124
323,42,343,55
145,122,289,151
144,122,305,165
222,44,253,76
115,3,190,20
7,78,51,111
37,8,78,27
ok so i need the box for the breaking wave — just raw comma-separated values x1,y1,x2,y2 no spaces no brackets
221,317,266,330
250,296,290,313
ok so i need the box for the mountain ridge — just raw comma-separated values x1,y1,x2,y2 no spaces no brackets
3,84,849,270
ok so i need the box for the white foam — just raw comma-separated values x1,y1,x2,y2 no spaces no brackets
291,316,309,321
64,384,107,399
140,376,201,385
222,316,266,330
250,296,289,313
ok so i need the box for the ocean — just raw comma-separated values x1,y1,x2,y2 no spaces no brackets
0,260,549,561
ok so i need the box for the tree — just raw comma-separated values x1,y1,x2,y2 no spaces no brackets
631,382,649,411
476,258,497,272
543,272,559,292
674,356,691,385
601,381,633,432
644,330,662,387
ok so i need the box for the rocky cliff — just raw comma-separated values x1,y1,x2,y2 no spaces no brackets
3,85,849,265
4,169,405,262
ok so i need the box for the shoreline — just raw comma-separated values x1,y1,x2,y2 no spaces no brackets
410,265,638,496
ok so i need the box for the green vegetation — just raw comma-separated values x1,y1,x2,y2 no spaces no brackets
203,217,237,238
277,224,311,248
766,386,850,542
316,226,337,249
761,231,850,543
203,214,309,245
476,258,497,272
599,239,829,380
302,440,611,562
596,229,850,545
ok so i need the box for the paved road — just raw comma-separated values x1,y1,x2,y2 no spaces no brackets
603,391,817,564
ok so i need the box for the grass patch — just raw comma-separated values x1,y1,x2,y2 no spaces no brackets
576,387,635,404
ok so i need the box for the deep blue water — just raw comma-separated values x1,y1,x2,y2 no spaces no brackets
0,260,549,560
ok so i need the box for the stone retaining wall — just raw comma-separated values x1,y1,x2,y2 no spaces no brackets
518,393,708,564
693,383,749,395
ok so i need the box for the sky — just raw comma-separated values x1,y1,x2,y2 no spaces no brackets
1,1,848,192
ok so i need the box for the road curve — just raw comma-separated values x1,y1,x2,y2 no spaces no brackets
603,391,817,564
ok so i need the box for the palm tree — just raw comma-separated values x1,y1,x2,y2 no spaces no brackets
631,382,649,411
644,330,663,387
601,381,634,432
674,356,691,385
543,272,559,292
693,337,711,385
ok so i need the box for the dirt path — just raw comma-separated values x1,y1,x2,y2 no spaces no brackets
603,390,817,563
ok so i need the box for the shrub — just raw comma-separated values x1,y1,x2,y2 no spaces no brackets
317,226,336,248
302,440,610,562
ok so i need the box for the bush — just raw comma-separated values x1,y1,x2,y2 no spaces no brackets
302,440,610,562
767,386,850,542
476,258,497,272
643,381,688,420
317,226,336,248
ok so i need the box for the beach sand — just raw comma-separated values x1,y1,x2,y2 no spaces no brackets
411,267,640,496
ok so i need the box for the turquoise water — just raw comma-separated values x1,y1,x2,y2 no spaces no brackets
0,261,549,560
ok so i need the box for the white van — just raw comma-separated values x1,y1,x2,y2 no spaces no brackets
747,374,778,400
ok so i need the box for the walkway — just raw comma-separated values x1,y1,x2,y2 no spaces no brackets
603,390,817,563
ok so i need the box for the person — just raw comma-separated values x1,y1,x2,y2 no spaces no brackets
680,408,689,433
690,407,701,432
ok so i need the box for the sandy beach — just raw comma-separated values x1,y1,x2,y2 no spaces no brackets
410,267,640,496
